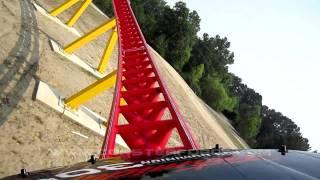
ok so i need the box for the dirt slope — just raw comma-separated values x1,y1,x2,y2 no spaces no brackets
0,0,247,177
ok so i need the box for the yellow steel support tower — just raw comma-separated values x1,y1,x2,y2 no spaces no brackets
97,28,118,74
50,0,92,27
64,18,116,53
63,18,117,74
50,0,79,16
64,70,117,110
49,9,119,110
67,0,93,27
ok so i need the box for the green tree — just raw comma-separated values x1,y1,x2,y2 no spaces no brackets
157,2,200,71
183,33,234,76
237,104,261,142
93,0,311,151
227,75,262,145
256,106,310,150
93,0,113,17
183,64,204,95
200,74,237,112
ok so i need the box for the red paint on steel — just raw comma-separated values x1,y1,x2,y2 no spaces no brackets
100,0,199,160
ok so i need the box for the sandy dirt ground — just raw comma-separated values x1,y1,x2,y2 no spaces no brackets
150,49,248,149
0,0,246,177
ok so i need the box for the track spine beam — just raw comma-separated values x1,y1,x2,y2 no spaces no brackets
100,0,199,160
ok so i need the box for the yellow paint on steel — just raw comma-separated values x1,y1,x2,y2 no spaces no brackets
64,19,116,53
121,86,127,91
50,0,80,17
67,0,92,27
97,28,118,73
64,70,117,110
120,98,127,106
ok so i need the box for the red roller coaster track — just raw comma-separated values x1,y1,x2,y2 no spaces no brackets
100,0,199,160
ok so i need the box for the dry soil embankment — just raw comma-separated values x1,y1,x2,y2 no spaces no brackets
0,0,247,177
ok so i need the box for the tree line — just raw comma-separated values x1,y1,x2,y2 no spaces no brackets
93,0,310,150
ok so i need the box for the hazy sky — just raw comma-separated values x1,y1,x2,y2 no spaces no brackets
166,0,320,151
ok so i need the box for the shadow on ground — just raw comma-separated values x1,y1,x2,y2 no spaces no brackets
0,0,40,126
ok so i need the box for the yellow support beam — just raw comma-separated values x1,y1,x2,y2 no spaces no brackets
67,0,92,27
64,70,117,110
97,28,118,74
64,18,116,54
50,0,80,17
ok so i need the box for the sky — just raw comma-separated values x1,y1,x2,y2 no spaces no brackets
166,0,320,151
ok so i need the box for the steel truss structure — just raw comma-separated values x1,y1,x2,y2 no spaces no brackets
100,0,199,160
46,0,199,160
